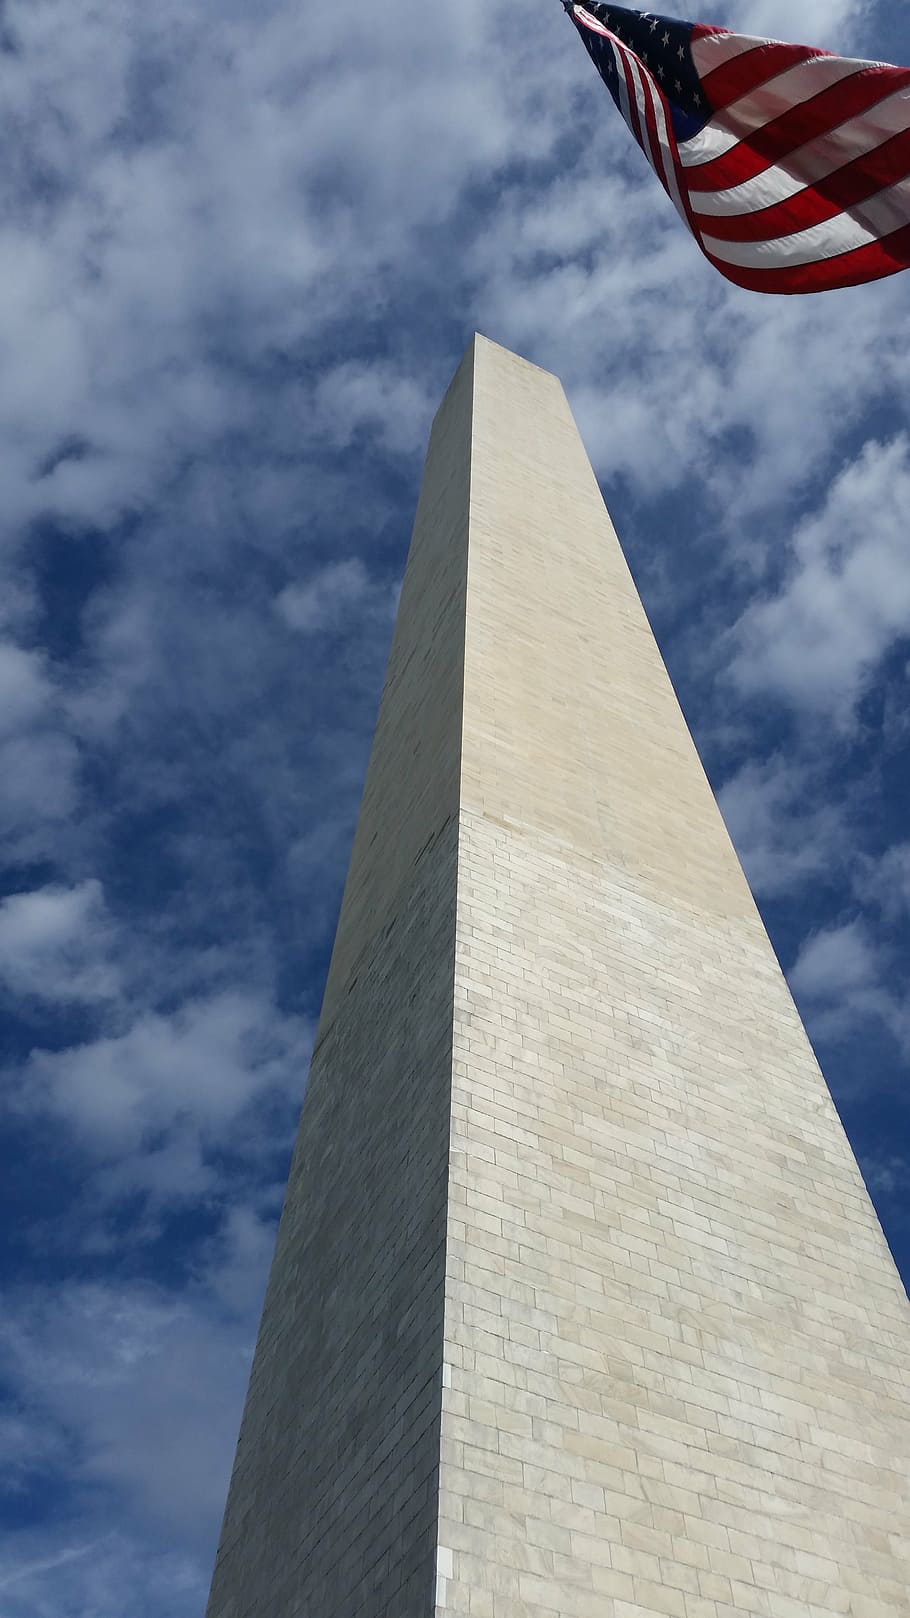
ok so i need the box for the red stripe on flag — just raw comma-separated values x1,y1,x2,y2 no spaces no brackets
700,43,826,114
635,60,671,196
702,218,910,293
686,64,910,194
690,127,910,244
619,45,646,151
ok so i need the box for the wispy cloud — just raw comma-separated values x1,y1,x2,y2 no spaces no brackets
276,559,398,636
730,437,910,724
791,919,910,1059
0,1541,99,1594
0,882,117,1004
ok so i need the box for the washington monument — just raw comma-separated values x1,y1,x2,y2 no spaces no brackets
205,336,910,1617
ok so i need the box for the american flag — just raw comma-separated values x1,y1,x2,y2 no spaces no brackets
565,1,910,294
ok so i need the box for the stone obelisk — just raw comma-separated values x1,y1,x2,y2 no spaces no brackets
206,336,910,1618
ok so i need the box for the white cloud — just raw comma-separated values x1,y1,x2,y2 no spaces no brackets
276,559,383,635
0,1542,100,1597
722,0,869,46
866,1154,910,1200
0,641,79,861
857,842,910,923
0,1199,278,1557
314,363,433,458
0,0,577,551
0,1534,203,1618
203,1201,284,1317
18,989,308,1164
0,0,895,562
790,920,909,1058
0,881,116,1003
0,644,52,735
791,920,879,1001
0,732,79,837
717,755,843,898
0,1207,282,1615
730,438,910,722
0,1407,67,1496
0,1283,240,1535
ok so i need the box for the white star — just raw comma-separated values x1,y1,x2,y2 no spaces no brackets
650,16,658,30
693,91,701,105
675,78,682,91
657,63,665,78
662,31,670,46
678,45,685,59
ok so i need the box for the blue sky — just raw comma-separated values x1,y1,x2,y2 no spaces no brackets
0,0,908,1612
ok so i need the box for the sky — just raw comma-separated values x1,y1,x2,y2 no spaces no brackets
0,1,908,1613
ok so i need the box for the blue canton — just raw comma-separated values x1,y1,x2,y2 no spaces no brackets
577,3,711,142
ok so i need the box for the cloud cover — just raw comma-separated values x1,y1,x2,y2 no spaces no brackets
0,0,908,1611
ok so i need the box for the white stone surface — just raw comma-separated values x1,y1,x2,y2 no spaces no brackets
206,335,910,1618
437,337,910,1617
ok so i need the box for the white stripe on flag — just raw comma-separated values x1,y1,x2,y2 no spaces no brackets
633,60,689,225
701,172,910,266
690,32,778,75
853,171,910,235
714,55,867,140
571,4,611,38
623,39,653,157
691,162,809,216
690,84,910,218
678,122,740,168
679,54,868,170
610,39,636,138
703,211,872,267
